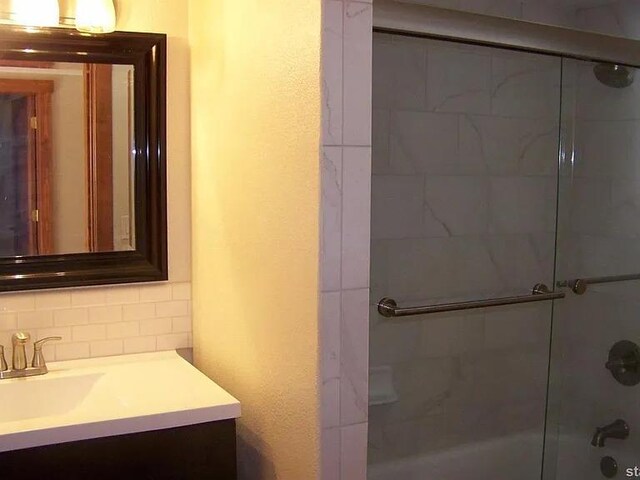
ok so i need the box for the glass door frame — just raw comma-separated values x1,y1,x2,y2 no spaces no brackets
374,0,640,67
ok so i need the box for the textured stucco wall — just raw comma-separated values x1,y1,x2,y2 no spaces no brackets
190,1,322,478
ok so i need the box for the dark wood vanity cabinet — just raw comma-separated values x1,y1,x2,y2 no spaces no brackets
0,420,237,480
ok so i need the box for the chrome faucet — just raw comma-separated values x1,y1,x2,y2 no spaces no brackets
0,332,61,380
592,419,630,447
12,331,30,370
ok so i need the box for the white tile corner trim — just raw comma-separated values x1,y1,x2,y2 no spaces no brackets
321,0,373,479
0,282,192,362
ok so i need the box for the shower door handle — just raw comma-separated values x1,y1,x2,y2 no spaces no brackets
378,283,565,318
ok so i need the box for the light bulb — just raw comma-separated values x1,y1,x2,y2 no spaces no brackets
12,0,60,27
75,0,116,34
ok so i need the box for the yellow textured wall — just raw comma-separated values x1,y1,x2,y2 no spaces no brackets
190,1,322,479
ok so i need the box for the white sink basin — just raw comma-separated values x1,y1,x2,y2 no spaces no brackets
0,373,103,423
0,351,241,452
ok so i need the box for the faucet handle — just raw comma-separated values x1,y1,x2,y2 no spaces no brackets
0,345,7,372
32,337,62,368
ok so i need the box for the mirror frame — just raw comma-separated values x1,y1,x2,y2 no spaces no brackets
0,27,167,292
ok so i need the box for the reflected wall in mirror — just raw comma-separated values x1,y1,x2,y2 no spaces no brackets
0,61,135,257
0,27,167,292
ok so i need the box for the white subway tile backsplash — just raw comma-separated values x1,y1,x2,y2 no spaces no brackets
140,317,172,336
171,283,192,301
0,313,17,330
171,316,191,333
123,303,156,321
56,342,90,361
107,321,140,339
90,339,124,357
139,284,173,303
72,324,107,342
71,290,107,307
0,283,192,361
0,294,36,312
88,305,123,324
54,308,89,327
35,291,72,310
155,301,190,318
40,344,55,362
105,286,140,305
17,311,53,330
124,336,157,354
156,333,190,351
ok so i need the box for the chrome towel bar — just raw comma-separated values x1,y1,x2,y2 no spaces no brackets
377,283,565,318
557,273,640,295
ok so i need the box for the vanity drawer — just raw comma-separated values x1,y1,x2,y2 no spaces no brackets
0,420,237,480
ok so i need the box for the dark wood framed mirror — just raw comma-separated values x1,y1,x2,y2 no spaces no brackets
0,27,167,292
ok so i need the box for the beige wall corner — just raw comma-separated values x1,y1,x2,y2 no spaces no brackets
190,1,322,479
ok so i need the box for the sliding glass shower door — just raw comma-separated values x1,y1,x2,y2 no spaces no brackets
369,27,640,480
369,32,563,480
544,58,640,480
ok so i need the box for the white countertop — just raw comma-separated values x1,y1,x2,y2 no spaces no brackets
0,351,241,452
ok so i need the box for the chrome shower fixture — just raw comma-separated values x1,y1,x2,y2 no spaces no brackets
594,63,635,88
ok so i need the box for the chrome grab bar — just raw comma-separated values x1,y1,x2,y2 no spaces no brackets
377,283,565,318
557,273,640,295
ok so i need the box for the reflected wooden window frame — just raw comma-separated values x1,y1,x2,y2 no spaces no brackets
0,78,54,256
85,63,114,253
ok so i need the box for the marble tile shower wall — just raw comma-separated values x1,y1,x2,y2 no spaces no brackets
321,1,372,479
368,33,561,466
550,289,640,480
371,34,561,305
0,283,192,362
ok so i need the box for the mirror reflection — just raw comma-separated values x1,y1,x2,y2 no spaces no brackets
0,60,135,257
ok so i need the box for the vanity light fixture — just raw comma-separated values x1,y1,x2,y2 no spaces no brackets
75,0,116,34
12,0,60,27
